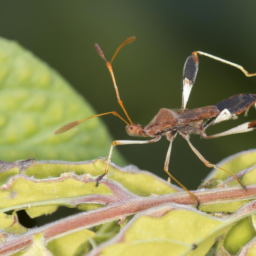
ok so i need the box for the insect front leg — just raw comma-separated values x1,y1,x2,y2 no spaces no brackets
95,136,161,186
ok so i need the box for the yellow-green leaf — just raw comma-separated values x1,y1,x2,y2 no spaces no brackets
224,217,256,254
47,229,95,256
99,207,234,256
204,149,256,185
0,37,124,165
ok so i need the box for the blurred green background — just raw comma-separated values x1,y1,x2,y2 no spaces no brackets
0,1,255,190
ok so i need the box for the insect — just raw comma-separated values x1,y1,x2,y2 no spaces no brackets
55,37,256,205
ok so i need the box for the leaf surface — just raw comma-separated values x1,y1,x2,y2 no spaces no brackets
0,37,124,165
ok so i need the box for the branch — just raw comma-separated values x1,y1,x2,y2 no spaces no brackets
1,184,256,255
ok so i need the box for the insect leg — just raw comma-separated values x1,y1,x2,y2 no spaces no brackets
182,53,199,109
194,51,256,77
202,121,256,139
182,49,256,110
96,136,161,186
181,134,246,190
164,140,199,206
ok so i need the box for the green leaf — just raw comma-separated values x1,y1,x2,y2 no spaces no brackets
203,149,256,185
18,233,52,256
2,150,256,255
93,221,121,245
47,229,95,256
224,217,256,254
0,159,178,217
26,206,59,219
199,150,256,213
0,37,124,165
247,247,256,256
244,239,256,256
98,206,234,256
214,238,231,256
0,172,113,212
0,159,177,218
0,212,27,235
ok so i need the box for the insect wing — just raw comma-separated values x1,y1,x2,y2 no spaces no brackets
216,93,256,115
178,106,219,125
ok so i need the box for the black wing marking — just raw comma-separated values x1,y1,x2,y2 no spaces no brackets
216,94,256,115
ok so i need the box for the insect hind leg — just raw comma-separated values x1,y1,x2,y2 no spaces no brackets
181,134,247,190
202,120,256,139
194,51,256,77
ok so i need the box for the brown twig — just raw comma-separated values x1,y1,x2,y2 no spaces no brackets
1,184,256,255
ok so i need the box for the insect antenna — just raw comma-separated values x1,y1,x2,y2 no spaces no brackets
55,111,129,134
55,38,136,135
95,37,136,124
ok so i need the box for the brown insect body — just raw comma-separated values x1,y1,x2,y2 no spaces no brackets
142,106,220,138
128,92,256,140
55,37,256,206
